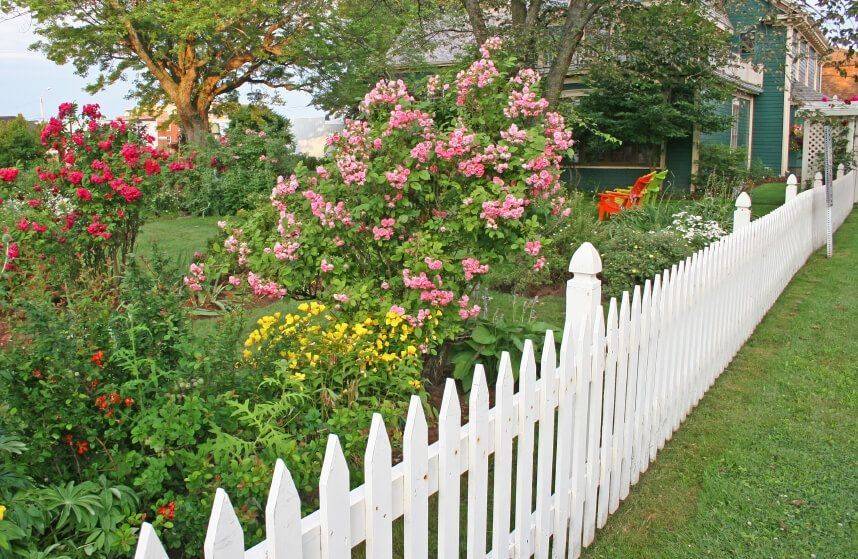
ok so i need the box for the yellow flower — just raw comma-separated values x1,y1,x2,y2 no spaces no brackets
408,379,423,390
242,350,252,359
298,302,310,313
290,372,306,382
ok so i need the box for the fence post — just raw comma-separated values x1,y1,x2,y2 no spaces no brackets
566,242,603,343
733,192,752,231
785,174,798,202
837,163,845,180
813,171,823,190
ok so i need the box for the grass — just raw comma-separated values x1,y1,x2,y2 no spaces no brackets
135,215,221,267
581,213,858,559
750,182,786,218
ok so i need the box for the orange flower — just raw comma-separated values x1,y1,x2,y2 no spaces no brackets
91,350,105,367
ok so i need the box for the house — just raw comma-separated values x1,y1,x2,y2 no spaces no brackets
710,0,831,180
570,0,831,190
395,1,832,191
124,105,230,149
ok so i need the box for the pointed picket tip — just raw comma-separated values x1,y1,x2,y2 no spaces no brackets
497,351,515,391
404,394,428,437
592,306,605,342
568,241,603,274
735,191,751,208
470,363,489,402
520,339,537,382
787,173,797,186
366,413,392,466
541,329,557,373
204,488,244,559
439,378,461,423
607,298,618,330
135,523,169,559
266,459,302,559
321,434,348,487
619,291,631,323
643,278,652,298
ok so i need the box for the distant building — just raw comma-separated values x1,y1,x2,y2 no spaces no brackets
290,117,344,158
822,50,858,101
124,105,230,149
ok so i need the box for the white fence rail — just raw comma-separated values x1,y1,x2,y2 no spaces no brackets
137,168,857,559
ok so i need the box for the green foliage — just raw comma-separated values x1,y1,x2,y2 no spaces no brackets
696,143,773,198
575,0,733,159
450,300,551,389
154,105,299,216
595,226,694,301
0,116,44,168
202,42,576,370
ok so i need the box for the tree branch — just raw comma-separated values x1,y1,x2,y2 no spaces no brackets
462,0,489,45
544,0,605,106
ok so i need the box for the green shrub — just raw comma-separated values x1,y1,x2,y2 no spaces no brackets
0,116,44,168
696,143,773,198
595,225,694,300
153,104,300,216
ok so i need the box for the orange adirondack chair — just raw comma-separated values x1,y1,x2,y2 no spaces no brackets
597,171,656,221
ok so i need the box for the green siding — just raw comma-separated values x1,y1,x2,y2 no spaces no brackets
665,137,693,190
726,0,788,172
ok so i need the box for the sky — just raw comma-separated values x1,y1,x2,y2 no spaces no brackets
0,14,327,121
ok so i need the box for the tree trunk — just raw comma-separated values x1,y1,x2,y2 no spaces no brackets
176,105,211,145
544,2,603,107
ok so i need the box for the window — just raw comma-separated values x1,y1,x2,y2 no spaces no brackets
730,99,741,148
807,48,816,89
798,41,807,83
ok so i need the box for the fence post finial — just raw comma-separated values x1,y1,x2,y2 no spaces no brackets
733,192,752,231
836,163,845,179
813,171,823,189
785,174,798,202
565,242,602,344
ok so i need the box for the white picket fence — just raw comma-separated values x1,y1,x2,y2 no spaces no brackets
136,167,857,559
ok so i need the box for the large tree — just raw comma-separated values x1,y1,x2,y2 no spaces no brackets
454,0,626,106
3,0,319,143
574,0,733,159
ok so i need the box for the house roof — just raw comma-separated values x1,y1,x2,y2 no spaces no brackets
791,80,827,103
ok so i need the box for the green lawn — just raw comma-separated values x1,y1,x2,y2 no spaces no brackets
582,213,858,559
135,215,221,267
750,182,786,218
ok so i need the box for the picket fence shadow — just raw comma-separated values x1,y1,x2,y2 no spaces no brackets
136,167,857,559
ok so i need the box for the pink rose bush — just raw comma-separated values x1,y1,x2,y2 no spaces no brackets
201,39,575,361
0,103,184,280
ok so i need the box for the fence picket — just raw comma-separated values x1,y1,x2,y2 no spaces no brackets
492,353,515,558
437,380,461,559
583,310,606,547
609,291,630,515
204,489,244,559
568,325,592,558
515,340,538,558
467,365,490,559
135,523,169,559
266,459,303,559
365,415,393,559
404,396,429,559
320,435,350,559
534,331,558,559
596,299,619,529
